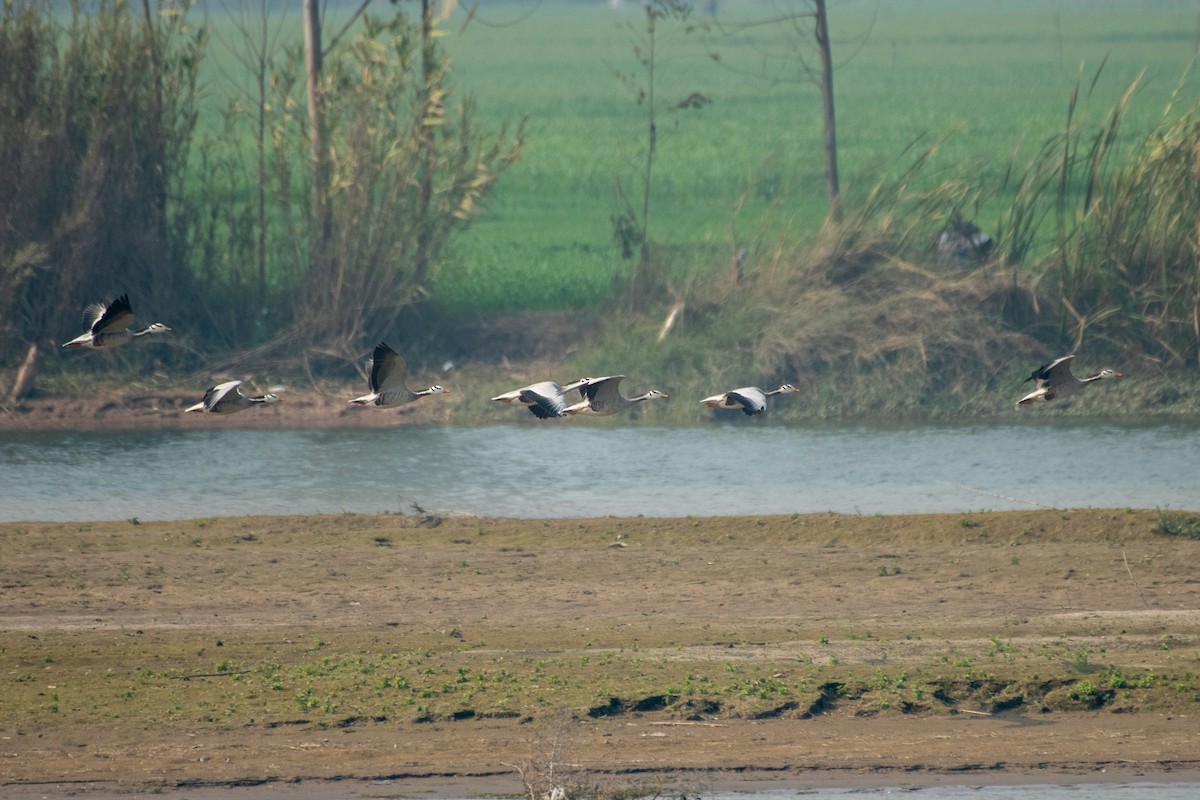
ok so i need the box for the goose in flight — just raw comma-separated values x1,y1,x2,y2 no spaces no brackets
562,375,668,416
62,294,172,349
701,384,801,416
1016,355,1121,407
349,342,450,407
186,381,280,414
492,378,590,419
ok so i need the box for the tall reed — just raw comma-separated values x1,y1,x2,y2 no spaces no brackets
999,66,1200,369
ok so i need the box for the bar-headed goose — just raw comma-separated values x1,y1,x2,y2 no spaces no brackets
62,294,171,349
186,381,280,414
562,375,668,416
1016,355,1121,408
349,342,450,407
701,384,801,416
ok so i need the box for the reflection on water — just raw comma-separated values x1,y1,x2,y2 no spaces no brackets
2,422,1199,522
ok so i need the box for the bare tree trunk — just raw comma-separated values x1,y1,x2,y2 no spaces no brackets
303,0,345,350
813,0,841,222
413,0,436,287
255,2,269,315
140,0,176,302
628,4,658,313
303,0,331,281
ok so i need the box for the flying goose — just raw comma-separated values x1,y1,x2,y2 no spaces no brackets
492,378,590,419
62,294,172,349
349,342,450,407
186,381,280,414
701,384,801,416
562,375,668,416
1015,355,1121,407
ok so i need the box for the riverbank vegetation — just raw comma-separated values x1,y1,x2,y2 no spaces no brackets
3,1,1200,420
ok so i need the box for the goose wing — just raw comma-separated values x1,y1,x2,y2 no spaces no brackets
1025,355,1074,385
521,388,567,418
493,380,565,405
87,294,134,335
726,387,768,415
579,376,626,414
188,380,242,413
368,342,409,393
518,382,569,418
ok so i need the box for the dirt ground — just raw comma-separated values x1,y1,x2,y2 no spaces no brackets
2,506,1199,799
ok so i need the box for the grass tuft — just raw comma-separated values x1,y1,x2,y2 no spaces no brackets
1154,507,1200,540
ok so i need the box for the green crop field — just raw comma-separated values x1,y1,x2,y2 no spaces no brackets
416,0,1200,312
192,0,1199,314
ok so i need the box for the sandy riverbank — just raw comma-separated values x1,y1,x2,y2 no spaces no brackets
2,510,1199,797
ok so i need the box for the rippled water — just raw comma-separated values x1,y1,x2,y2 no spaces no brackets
2,422,1199,521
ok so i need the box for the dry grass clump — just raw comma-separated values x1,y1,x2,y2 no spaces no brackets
750,243,1040,406
674,172,1045,417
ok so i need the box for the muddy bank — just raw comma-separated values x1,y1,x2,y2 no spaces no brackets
0,386,454,431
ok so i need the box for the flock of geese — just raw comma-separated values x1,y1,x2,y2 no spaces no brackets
62,294,1124,417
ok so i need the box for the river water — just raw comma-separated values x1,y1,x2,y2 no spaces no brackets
2,421,1199,522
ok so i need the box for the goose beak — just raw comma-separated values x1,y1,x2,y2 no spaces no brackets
1113,371,1123,377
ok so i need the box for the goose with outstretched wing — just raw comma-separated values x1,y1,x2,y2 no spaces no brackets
562,375,668,417
186,381,280,414
62,294,171,349
1016,355,1121,407
701,384,801,416
349,342,450,407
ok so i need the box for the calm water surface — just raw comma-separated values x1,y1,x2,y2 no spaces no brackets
2,422,1199,521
